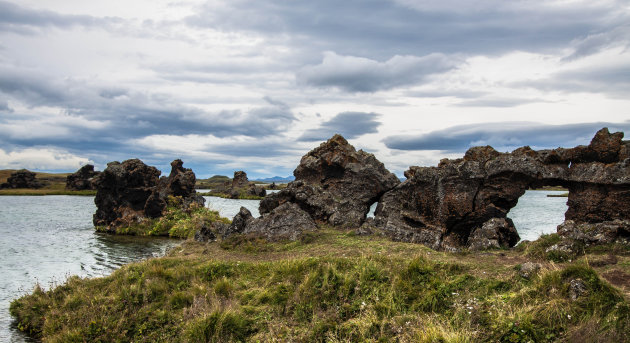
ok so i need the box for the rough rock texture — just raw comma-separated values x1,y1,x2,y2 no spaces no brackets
224,207,255,237
65,165,100,190
144,159,204,218
214,171,266,199
519,262,542,279
557,220,630,245
0,169,45,189
93,159,204,230
467,218,520,251
260,134,400,227
373,128,630,250
242,203,317,241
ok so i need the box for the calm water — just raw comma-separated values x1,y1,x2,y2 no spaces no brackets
0,190,566,341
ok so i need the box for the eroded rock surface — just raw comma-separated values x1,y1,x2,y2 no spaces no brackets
243,203,317,241
93,159,204,230
213,171,266,198
373,128,630,250
66,165,100,190
1,169,45,189
260,134,400,227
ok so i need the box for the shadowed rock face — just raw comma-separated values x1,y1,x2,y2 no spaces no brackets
93,159,204,230
260,134,400,227
66,165,101,190
372,128,630,250
0,169,45,189
213,171,266,198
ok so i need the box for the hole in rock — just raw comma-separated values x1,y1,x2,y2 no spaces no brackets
507,188,568,242
367,202,378,218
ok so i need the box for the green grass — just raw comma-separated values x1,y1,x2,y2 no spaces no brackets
10,229,630,342
0,188,96,196
96,196,231,239
0,170,94,195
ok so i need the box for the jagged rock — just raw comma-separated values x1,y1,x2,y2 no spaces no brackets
466,218,520,251
557,220,630,245
93,158,204,230
213,171,266,199
241,202,317,241
194,222,229,242
145,159,204,218
0,169,45,189
373,127,630,250
519,262,542,279
260,134,400,227
65,164,100,190
569,279,588,301
224,207,254,237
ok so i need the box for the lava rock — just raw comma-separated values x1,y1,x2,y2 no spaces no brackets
519,262,542,279
372,127,630,250
557,220,630,245
1,169,45,189
569,278,588,301
65,164,100,190
466,218,520,251
260,134,400,227
223,207,255,237
242,202,317,241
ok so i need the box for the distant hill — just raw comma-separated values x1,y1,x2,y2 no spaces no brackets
254,176,295,183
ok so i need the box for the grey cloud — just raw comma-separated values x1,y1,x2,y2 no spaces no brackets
0,1,119,33
563,24,630,61
406,90,489,99
186,0,627,60
297,52,458,92
0,100,12,112
454,97,551,108
299,111,381,141
383,121,630,152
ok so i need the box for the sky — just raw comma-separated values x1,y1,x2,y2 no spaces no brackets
0,0,629,178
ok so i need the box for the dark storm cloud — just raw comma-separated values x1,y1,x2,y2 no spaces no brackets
297,52,459,92
0,1,119,34
186,0,626,60
383,121,630,152
299,112,381,141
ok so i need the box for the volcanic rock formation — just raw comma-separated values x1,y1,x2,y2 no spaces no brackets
371,128,630,250
260,134,400,228
93,159,204,230
213,171,266,198
0,169,45,189
66,164,101,190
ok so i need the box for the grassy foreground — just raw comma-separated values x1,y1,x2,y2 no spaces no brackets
10,229,630,342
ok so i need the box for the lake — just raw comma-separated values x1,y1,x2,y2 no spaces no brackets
0,190,567,341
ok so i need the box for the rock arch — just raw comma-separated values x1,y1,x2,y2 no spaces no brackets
371,128,630,250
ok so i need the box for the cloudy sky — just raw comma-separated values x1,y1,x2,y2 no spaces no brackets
0,0,629,178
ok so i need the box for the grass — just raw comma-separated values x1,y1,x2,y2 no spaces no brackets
199,191,265,200
10,229,630,342
0,170,94,195
96,196,231,239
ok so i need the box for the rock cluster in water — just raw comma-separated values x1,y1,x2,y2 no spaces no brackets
65,164,101,190
212,171,266,198
0,169,45,189
93,159,204,230
224,128,629,250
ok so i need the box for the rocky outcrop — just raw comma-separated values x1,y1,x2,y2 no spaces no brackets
212,171,266,198
260,134,400,227
372,128,630,250
65,165,100,190
0,169,45,189
242,203,317,241
93,159,204,230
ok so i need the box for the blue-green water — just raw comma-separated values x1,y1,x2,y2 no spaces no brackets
0,190,567,341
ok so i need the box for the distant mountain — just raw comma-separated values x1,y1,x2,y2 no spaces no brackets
255,176,295,183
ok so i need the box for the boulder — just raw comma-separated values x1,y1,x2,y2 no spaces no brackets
0,169,45,189
213,171,266,199
241,203,317,241
260,134,400,227
93,159,204,230
373,127,630,250
65,164,100,190
519,262,542,279
224,207,255,237
557,220,630,245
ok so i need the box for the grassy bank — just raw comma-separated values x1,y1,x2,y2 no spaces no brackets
0,188,96,196
10,229,630,342
0,170,95,195
199,191,265,200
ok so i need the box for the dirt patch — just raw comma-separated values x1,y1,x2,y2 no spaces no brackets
602,269,630,289
590,254,618,267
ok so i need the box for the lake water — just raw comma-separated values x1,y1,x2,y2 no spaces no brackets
0,190,567,341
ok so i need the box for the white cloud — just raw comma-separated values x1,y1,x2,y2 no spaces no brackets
0,147,92,171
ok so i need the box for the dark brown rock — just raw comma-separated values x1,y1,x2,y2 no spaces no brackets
93,158,204,230
242,202,317,241
0,169,45,189
224,207,255,237
260,134,400,227
213,171,266,199
232,171,249,189
373,127,630,250
65,164,100,190
557,220,630,245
